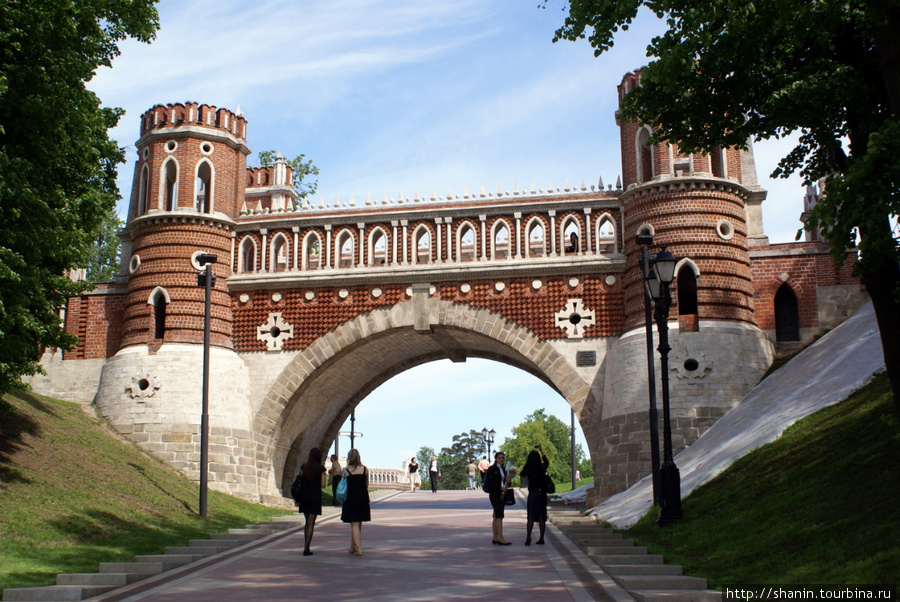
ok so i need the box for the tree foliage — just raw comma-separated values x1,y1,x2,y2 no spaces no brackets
501,409,586,486
0,0,159,394
257,150,319,204
85,206,123,283
550,0,900,407
435,429,487,490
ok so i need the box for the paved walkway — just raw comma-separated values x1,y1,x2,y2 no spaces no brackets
91,490,630,601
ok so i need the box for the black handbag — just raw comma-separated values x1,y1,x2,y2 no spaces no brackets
543,473,556,494
504,488,516,505
290,470,304,504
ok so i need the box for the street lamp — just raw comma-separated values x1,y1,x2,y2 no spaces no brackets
646,245,682,525
196,252,217,519
481,427,496,458
637,234,661,506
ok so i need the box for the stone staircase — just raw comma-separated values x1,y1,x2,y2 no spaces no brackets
549,506,721,602
2,517,302,601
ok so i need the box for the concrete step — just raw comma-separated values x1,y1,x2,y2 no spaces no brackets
188,538,244,549
562,529,625,540
56,573,148,586
98,561,179,574
2,585,116,601
583,544,648,555
583,554,665,565
226,527,278,536
613,575,709,590
630,590,722,602
209,532,262,541
162,545,219,556
134,554,204,565
602,564,684,576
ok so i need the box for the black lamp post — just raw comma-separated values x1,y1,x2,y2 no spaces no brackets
646,246,682,525
481,427,496,458
637,234,662,506
196,252,217,519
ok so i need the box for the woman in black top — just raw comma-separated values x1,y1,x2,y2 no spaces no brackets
296,447,327,556
520,445,550,545
483,451,512,545
341,448,371,555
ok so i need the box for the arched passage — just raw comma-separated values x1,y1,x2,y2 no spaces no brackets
249,298,596,499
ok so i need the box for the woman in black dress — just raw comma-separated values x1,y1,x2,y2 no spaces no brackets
297,447,327,556
483,450,512,545
520,445,550,545
340,448,371,556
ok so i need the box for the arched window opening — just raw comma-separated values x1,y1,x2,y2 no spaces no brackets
195,161,212,213
164,159,178,211
711,147,726,178
271,234,289,272
493,222,510,260
338,231,354,268
371,229,387,266
305,234,321,270
153,294,167,339
527,220,545,258
677,268,699,315
239,237,256,273
597,216,616,253
774,283,801,342
563,220,580,255
138,165,149,215
414,227,431,264
459,225,475,262
637,127,653,184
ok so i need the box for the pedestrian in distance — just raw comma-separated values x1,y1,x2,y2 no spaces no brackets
428,454,441,493
483,450,512,545
408,456,420,492
341,448,371,556
519,444,550,545
478,455,490,485
296,447,327,556
328,453,342,506
466,459,478,490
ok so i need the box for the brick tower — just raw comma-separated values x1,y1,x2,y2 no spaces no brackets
93,103,266,500
593,72,775,498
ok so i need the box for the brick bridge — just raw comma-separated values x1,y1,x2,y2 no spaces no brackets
30,72,863,507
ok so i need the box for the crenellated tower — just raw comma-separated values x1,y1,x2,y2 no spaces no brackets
95,103,260,500
594,71,776,498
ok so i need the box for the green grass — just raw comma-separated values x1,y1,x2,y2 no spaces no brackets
554,477,594,494
0,389,290,590
625,372,900,589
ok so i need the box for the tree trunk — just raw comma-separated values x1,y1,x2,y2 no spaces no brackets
862,259,900,413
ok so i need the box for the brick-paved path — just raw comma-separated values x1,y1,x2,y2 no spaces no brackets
94,490,631,601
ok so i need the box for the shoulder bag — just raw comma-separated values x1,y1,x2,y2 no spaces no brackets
335,468,349,503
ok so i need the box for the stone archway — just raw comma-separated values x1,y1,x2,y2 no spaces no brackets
250,295,597,501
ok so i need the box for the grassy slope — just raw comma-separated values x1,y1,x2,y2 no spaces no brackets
625,372,900,588
0,389,288,590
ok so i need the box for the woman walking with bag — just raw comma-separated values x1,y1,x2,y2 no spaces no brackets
340,448,371,556
519,445,550,545
296,447,327,556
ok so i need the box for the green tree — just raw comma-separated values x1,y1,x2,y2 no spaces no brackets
257,150,319,205
501,409,585,486
550,0,900,408
0,0,159,394
415,446,434,488
437,430,487,490
85,206,123,283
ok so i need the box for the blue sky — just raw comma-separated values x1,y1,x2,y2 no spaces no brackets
89,1,809,471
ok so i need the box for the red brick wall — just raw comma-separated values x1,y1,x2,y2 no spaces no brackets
63,285,126,360
232,275,626,353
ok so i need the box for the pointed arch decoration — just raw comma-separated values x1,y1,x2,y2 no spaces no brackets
161,157,179,211
239,236,258,273
138,164,150,216
560,215,581,256
525,217,546,258
147,287,171,340
302,231,322,270
595,213,617,253
456,221,477,262
270,232,290,272
336,229,355,268
774,283,801,342
491,219,511,260
369,227,389,266
195,159,214,213
412,224,432,265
